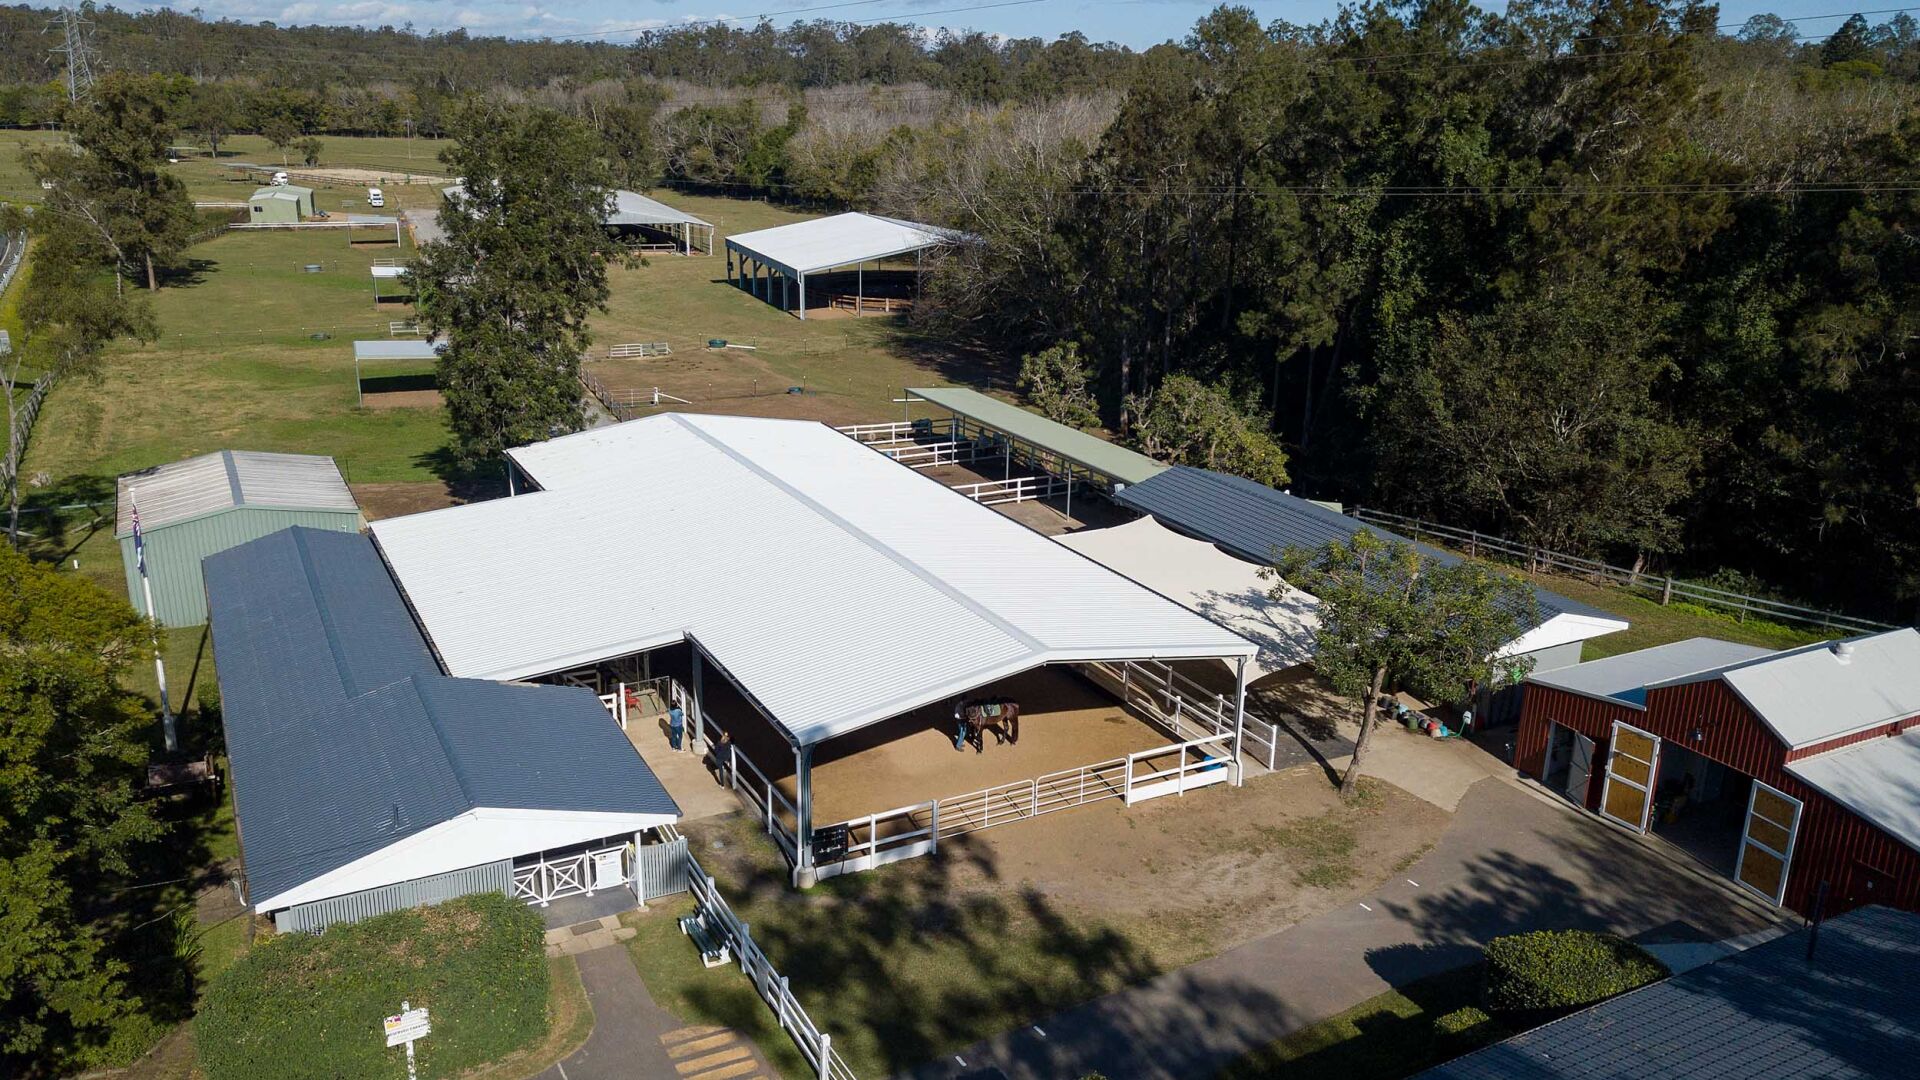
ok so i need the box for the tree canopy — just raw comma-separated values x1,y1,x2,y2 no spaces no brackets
411,100,624,466
1275,531,1537,795
0,545,163,1071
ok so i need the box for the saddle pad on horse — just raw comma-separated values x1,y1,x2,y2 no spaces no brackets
964,703,1004,722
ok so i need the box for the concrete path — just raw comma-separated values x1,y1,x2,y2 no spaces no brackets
901,775,1788,1080
534,926,779,1080
630,723,741,823
535,945,682,1080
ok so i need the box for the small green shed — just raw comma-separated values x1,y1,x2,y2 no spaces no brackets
116,450,362,626
248,184,315,224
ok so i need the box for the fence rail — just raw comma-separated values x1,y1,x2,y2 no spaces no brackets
949,474,1068,505
686,852,857,1080
1350,507,1897,635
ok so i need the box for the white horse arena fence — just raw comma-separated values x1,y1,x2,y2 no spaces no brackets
685,851,857,1080
690,657,1260,886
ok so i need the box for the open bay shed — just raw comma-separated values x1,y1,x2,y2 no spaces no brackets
205,527,680,932
725,212,962,318
372,413,1259,887
247,184,314,223
115,450,361,626
607,190,713,254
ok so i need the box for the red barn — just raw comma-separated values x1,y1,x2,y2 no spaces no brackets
1516,630,1920,917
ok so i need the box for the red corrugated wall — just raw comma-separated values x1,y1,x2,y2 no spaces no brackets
1516,681,1920,916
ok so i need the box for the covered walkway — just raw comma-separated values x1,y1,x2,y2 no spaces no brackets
905,386,1168,494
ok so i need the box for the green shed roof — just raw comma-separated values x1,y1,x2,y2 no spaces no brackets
907,387,1168,486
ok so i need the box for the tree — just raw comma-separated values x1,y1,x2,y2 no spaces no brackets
1821,14,1875,67
1018,342,1099,427
33,74,197,292
1367,266,1699,556
1274,531,1537,796
184,81,244,159
293,137,323,167
412,100,625,466
1128,374,1289,486
2,209,157,544
0,544,165,1068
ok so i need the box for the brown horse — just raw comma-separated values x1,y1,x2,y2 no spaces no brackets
961,697,1021,746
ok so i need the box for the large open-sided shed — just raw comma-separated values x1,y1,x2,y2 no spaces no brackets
371,413,1256,883
606,189,713,254
725,212,961,318
115,450,361,626
205,527,679,931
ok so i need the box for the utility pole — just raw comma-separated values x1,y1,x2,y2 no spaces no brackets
47,3,100,104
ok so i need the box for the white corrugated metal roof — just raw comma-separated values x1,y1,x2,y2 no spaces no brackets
1692,629,1920,748
373,414,1253,747
1529,638,1773,708
1787,730,1920,854
725,212,958,278
116,450,357,536
369,265,409,279
1055,516,1317,680
608,190,710,228
353,340,442,361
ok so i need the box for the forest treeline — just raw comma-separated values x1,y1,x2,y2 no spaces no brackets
6,1,1920,618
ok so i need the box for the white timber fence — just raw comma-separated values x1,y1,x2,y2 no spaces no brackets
834,419,1080,505
686,852,857,1080
1350,507,1897,636
1079,658,1282,770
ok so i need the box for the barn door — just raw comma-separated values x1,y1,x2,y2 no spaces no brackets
1734,781,1801,906
1600,720,1660,832
1566,733,1596,804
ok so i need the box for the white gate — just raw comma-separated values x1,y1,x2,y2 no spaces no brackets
513,842,628,907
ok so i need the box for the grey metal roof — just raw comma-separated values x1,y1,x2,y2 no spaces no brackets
1418,906,1920,1080
205,527,678,905
907,387,1169,486
1788,730,1920,855
250,184,313,200
116,449,359,537
1529,638,1773,708
1113,466,1616,629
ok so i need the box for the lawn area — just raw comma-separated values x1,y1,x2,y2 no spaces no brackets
624,898,813,1080
194,893,550,1080
577,191,1009,429
664,773,1447,1080
1219,965,1509,1080
1513,567,1827,659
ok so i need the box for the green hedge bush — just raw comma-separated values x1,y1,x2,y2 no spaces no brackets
1481,930,1667,1016
195,893,548,1080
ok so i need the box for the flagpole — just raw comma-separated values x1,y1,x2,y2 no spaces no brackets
129,488,176,752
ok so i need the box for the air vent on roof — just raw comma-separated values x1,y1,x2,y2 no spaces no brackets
1833,641,1854,664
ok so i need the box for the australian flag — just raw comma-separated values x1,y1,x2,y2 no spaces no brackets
131,502,147,578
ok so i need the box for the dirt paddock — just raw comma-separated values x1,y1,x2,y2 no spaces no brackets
646,656,1180,827
360,389,442,410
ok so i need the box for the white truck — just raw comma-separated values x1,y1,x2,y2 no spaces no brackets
366,187,385,208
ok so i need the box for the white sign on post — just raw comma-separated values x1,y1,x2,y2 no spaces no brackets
382,1002,430,1080
384,1007,430,1046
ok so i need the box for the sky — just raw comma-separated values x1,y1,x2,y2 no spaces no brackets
139,1,1891,50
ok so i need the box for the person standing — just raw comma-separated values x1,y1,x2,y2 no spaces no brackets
668,703,686,751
